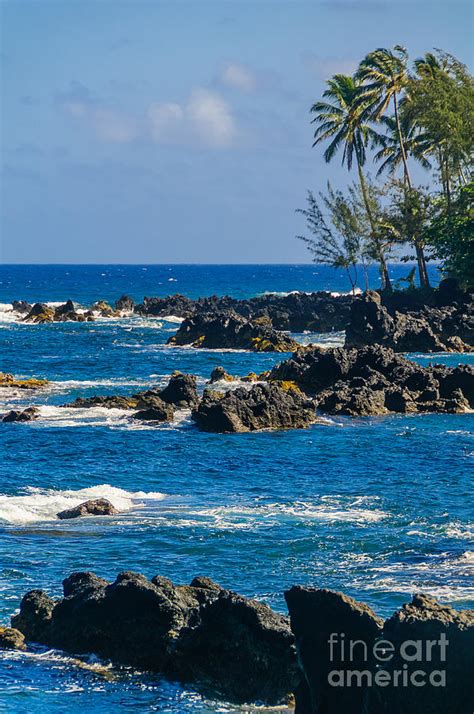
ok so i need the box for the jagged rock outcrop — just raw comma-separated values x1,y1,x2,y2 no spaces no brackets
135,294,195,318
23,302,57,323
90,300,118,317
22,299,122,323
11,572,297,705
9,576,474,712
65,373,197,415
167,310,300,352
192,382,316,432
0,373,48,390
157,372,199,408
132,404,175,422
68,395,141,410
22,301,92,323
285,587,474,714
136,291,354,332
2,406,40,422
114,295,135,312
369,594,474,714
11,300,32,314
56,498,118,520
172,590,298,704
0,627,26,650
285,587,383,714
346,290,473,353
208,366,235,383
269,344,473,415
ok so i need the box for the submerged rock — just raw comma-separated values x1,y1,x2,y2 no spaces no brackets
2,406,40,422
269,344,474,415
56,498,118,520
167,310,300,352
12,571,296,705
192,382,316,432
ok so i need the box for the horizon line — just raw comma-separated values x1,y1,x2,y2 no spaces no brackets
0,261,438,267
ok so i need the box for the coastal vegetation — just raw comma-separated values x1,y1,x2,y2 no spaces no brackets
298,46,474,290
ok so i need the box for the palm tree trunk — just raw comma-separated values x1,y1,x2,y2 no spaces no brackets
357,163,392,292
393,92,430,288
393,93,412,189
415,242,430,289
445,153,452,214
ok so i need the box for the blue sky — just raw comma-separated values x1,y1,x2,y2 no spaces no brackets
1,0,472,263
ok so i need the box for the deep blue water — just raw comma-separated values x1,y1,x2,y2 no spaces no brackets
0,262,441,304
0,264,472,713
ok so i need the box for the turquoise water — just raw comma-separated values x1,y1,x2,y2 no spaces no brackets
0,264,472,713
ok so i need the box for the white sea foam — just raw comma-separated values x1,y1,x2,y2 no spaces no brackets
358,578,474,603
2,404,192,431
258,288,362,298
0,303,23,325
160,315,185,323
407,520,474,541
153,497,388,531
0,301,182,328
293,330,345,348
206,378,262,392
48,377,158,392
0,485,166,524
36,404,135,428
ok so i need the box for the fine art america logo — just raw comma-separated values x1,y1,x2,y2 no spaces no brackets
327,633,449,687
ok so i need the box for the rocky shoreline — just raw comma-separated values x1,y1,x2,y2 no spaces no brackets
6,281,473,353
3,572,473,713
2,345,473,427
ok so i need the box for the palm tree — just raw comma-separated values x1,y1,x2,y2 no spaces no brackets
374,113,432,178
355,46,413,187
414,51,443,80
311,74,392,290
356,46,430,287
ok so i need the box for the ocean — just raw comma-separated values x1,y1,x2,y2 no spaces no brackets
0,264,472,713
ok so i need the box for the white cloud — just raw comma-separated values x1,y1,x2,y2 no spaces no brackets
147,89,236,148
220,62,256,92
57,81,237,148
187,89,235,147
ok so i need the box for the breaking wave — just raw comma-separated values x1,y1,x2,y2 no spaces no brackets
0,485,166,525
